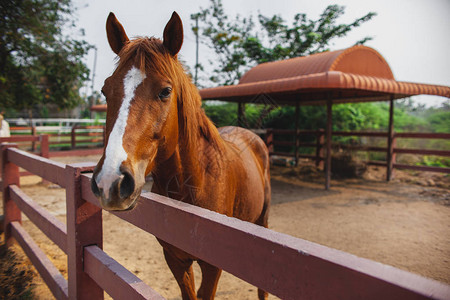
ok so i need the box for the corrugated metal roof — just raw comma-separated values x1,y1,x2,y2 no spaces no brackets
200,45,449,105
239,46,394,84
200,71,450,105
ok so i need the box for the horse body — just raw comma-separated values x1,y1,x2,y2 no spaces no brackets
218,126,270,222
152,125,270,221
91,11,270,300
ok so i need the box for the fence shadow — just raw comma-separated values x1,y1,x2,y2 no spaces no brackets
271,178,339,205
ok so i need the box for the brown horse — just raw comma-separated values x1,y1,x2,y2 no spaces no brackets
91,11,271,300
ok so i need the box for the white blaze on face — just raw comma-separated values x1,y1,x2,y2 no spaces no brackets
96,66,146,199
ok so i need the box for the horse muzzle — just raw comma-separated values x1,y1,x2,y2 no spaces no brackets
91,167,141,211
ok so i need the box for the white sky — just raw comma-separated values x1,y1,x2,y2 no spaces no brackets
72,0,450,107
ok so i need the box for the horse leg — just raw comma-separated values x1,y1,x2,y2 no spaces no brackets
163,249,197,300
197,260,222,300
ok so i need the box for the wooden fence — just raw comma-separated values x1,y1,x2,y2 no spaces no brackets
2,143,450,299
10,125,105,151
1,133,103,159
265,129,450,179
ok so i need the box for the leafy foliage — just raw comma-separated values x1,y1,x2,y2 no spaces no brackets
0,0,92,114
203,99,449,167
423,104,450,133
203,100,446,140
420,156,450,168
202,102,238,126
192,0,376,86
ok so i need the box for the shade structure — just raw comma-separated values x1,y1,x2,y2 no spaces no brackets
198,45,449,190
199,45,450,104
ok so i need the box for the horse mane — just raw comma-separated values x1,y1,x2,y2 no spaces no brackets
116,37,224,151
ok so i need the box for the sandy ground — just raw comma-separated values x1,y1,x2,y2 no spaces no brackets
1,155,449,299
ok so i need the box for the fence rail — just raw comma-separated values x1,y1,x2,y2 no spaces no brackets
10,185,67,252
83,245,163,300
265,129,450,178
2,143,450,299
10,221,69,299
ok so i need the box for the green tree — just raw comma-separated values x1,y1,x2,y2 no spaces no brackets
191,1,254,86
0,0,92,116
192,0,376,86
202,102,237,126
421,100,450,133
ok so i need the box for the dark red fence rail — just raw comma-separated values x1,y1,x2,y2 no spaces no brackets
2,144,450,299
0,135,49,177
265,129,450,179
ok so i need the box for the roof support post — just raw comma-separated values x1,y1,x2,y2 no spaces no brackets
316,129,325,169
325,97,333,190
387,95,395,181
238,102,246,127
294,101,300,166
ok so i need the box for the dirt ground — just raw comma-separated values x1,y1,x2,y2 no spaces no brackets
1,155,449,299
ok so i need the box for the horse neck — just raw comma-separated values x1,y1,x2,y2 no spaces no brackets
152,120,221,203
179,110,223,192
153,79,224,200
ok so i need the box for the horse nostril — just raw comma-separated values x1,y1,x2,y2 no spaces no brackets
91,176,101,197
119,171,135,199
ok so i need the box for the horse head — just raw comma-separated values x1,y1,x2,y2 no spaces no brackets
91,12,184,210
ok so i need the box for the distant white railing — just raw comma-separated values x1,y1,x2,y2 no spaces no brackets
6,118,105,127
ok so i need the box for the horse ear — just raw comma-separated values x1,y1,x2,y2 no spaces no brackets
106,12,129,55
163,12,183,56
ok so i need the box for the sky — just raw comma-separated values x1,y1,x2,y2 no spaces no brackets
72,0,450,107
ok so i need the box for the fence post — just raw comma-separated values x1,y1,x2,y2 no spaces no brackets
1,143,21,246
294,130,299,167
102,126,106,148
66,163,103,299
294,102,299,166
39,135,49,158
71,126,76,149
316,129,325,169
386,96,395,181
325,99,333,190
265,129,274,154
238,102,246,127
392,134,397,168
31,126,37,152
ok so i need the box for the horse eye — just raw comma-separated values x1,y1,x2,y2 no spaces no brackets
158,87,172,100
